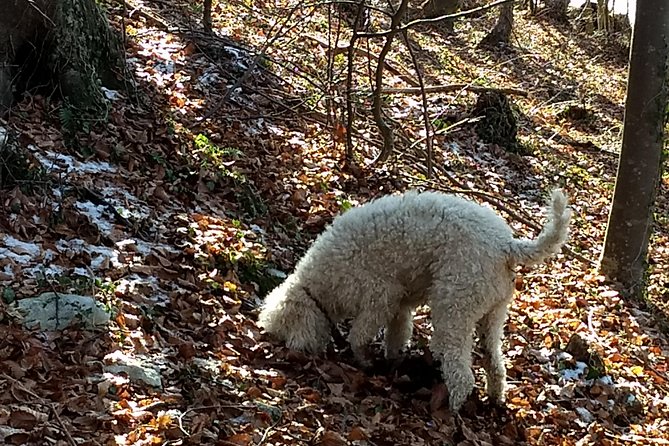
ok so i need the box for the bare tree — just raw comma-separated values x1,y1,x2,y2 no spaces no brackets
600,1,669,291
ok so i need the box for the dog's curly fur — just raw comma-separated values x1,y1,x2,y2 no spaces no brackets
258,189,571,410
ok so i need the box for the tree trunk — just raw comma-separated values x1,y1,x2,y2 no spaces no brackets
478,2,514,47
596,0,610,31
0,0,123,116
600,1,669,291
204,0,213,34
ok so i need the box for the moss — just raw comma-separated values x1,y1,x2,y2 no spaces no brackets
52,0,124,139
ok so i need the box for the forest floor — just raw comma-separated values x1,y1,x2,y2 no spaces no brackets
1,0,669,445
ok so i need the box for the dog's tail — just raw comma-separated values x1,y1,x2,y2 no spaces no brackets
508,189,571,266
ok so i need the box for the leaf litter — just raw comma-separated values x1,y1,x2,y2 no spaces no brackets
1,1,669,445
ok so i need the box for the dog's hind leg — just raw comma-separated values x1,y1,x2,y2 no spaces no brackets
429,284,477,411
432,321,476,411
384,305,414,360
477,299,511,405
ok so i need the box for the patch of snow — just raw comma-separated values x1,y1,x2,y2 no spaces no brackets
0,126,7,146
197,68,222,89
73,267,91,277
561,361,588,381
75,201,115,235
100,186,152,220
224,46,250,70
56,239,121,271
0,235,42,257
597,376,613,386
245,118,265,136
2,264,14,279
116,274,169,304
266,124,284,136
89,245,122,270
25,264,66,279
30,146,116,174
575,407,594,425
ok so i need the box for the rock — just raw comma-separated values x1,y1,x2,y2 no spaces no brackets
103,351,162,388
564,333,605,379
15,292,111,330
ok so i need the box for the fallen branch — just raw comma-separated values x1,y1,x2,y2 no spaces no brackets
382,83,528,97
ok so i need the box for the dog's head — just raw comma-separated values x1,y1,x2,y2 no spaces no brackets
257,282,331,354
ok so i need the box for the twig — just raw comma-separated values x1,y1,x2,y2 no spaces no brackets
370,0,410,165
50,405,78,446
178,404,248,436
255,416,283,446
26,0,56,26
296,0,392,17
382,84,527,96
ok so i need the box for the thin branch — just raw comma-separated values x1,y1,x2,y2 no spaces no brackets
370,0,410,165
382,83,527,96
280,0,392,17
357,0,516,38
399,29,433,177
345,0,368,163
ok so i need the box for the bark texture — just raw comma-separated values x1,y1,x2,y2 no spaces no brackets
600,1,669,290
0,0,122,115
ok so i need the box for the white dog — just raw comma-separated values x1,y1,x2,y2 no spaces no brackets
258,189,570,410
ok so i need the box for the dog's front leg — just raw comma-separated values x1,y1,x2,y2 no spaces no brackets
348,313,384,367
384,306,414,360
